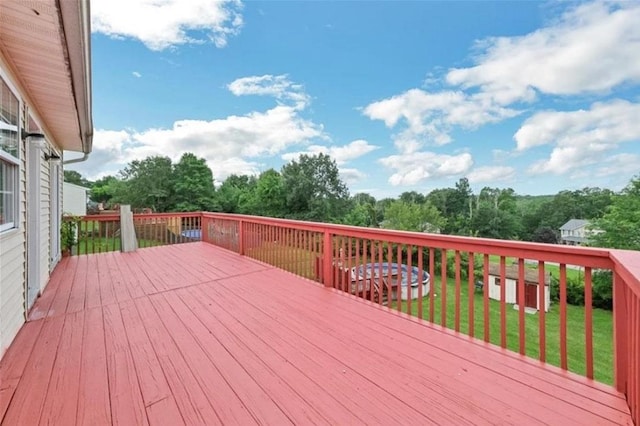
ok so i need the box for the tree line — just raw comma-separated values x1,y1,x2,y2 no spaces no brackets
64,152,638,252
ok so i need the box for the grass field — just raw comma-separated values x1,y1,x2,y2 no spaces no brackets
392,277,613,384
76,237,163,255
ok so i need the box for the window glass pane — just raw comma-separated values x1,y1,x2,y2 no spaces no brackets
0,160,16,229
0,78,19,159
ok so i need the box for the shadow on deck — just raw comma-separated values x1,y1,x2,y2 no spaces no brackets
0,242,632,425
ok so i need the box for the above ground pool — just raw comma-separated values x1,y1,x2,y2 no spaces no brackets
350,262,430,300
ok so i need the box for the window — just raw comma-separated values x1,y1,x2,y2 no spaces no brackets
0,76,20,232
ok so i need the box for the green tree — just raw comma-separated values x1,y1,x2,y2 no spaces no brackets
215,174,256,213
89,175,119,204
381,200,445,233
64,170,91,187
346,193,378,227
470,187,520,239
115,156,175,212
281,154,350,222
591,176,640,250
173,153,216,212
252,169,286,217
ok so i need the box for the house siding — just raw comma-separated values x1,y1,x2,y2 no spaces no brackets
0,53,61,357
0,101,26,356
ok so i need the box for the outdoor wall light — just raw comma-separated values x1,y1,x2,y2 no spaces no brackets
44,152,61,161
21,129,45,141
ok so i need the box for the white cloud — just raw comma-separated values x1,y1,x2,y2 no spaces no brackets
378,152,473,186
446,2,640,104
132,71,142,78
363,89,518,153
281,139,378,165
467,166,516,184
92,0,243,50
594,153,640,178
339,168,367,185
515,100,640,151
514,99,640,175
68,105,325,182
228,74,310,109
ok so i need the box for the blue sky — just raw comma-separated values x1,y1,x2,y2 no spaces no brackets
69,0,640,198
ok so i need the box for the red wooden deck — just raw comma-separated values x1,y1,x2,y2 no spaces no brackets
0,242,632,425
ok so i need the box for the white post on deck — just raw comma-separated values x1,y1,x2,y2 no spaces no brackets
120,205,138,252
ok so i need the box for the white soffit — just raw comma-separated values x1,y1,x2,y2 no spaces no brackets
0,0,92,153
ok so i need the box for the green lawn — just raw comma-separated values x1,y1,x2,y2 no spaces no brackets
392,277,613,384
76,237,163,255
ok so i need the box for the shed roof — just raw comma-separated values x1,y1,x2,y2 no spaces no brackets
487,263,551,285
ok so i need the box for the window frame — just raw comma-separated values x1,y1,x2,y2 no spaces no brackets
0,70,21,233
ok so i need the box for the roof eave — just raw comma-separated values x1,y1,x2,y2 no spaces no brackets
58,0,93,155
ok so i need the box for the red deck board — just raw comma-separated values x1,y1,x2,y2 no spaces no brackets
118,299,173,408
84,255,103,309
66,255,88,313
179,285,422,425
103,303,148,425
97,253,118,306
28,256,70,321
133,297,225,425
2,316,65,425
162,291,327,425
205,277,526,425
0,320,44,419
224,269,628,424
40,311,84,425
1,242,633,425
76,307,111,425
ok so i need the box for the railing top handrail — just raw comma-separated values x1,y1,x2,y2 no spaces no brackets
201,212,616,269
66,212,202,222
609,249,640,297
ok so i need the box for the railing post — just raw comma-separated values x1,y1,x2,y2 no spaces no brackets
323,229,333,288
238,220,245,256
613,272,628,393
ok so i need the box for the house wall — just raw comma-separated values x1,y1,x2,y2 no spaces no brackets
0,131,26,357
0,52,61,356
62,182,88,216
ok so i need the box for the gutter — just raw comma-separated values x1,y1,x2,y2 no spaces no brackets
58,0,93,156
63,152,89,165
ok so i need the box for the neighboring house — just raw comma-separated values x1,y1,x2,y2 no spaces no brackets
0,1,92,357
560,219,601,246
486,264,551,312
63,182,90,216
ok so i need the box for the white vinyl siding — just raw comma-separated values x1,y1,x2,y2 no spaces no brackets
0,112,26,356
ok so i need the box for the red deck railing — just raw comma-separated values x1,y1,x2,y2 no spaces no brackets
63,211,639,422
66,212,202,255
200,212,640,423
